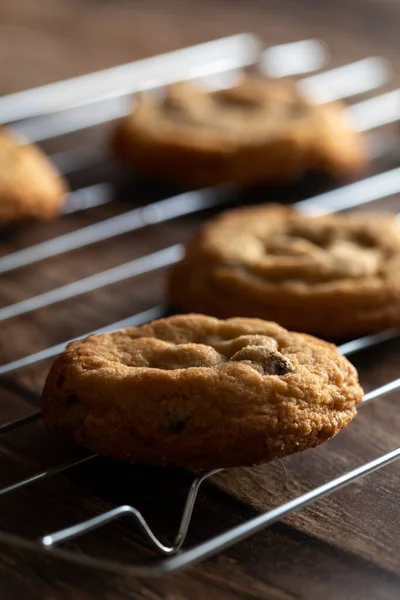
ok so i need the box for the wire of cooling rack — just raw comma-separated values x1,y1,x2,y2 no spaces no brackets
0,34,399,577
12,56,391,145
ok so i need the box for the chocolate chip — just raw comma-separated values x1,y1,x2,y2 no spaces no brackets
66,394,81,408
56,374,66,389
165,407,188,434
230,346,293,376
166,416,187,435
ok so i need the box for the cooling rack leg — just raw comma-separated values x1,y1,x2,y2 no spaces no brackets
41,469,220,556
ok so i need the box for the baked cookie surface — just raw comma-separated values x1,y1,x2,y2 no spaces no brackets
42,314,362,469
169,206,400,338
112,76,366,186
0,127,67,223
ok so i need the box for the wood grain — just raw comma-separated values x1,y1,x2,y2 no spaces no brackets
0,1,400,599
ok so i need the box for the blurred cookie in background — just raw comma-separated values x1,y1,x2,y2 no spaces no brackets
169,204,400,338
112,76,367,187
0,127,67,224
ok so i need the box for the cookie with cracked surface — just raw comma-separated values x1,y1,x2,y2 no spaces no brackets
112,76,366,186
0,127,67,223
42,314,362,469
168,205,400,338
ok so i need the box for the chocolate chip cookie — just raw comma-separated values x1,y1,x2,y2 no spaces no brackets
112,76,366,186
0,127,67,223
42,314,362,469
168,206,400,338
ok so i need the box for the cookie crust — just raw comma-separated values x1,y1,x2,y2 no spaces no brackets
168,205,400,338
42,314,362,469
112,77,366,186
0,127,67,223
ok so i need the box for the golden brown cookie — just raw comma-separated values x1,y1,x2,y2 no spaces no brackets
42,314,362,469
112,76,366,186
0,127,67,223
168,206,400,338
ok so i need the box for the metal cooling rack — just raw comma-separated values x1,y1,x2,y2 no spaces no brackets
0,33,400,577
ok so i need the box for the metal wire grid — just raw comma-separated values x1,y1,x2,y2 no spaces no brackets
0,33,400,577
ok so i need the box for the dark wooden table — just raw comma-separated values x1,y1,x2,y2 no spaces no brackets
1,1,400,599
